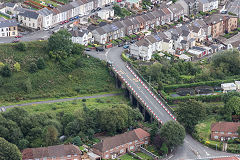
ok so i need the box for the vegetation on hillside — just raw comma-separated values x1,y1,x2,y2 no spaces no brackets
0,30,116,103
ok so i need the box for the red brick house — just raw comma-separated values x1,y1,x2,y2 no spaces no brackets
22,144,82,160
92,128,150,159
211,122,240,141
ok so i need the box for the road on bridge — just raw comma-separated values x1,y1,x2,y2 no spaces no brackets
86,46,236,160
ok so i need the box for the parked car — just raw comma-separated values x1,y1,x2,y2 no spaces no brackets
130,40,136,44
69,18,74,21
12,39,20,43
105,4,110,7
91,9,96,13
60,21,65,25
74,16,79,19
123,45,129,49
79,14,84,17
96,46,104,52
96,7,101,11
15,35,22,38
108,17,113,20
43,27,49,31
118,43,123,47
64,20,69,23
85,48,91,51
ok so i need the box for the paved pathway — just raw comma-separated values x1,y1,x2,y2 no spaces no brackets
1,93,122,110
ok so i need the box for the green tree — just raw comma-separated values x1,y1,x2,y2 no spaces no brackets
29,62,38,73
0,137,22,160
48,29,73,60
1,65,12,77
24,78,32,93
16,42,26,51
45,125,58,146
159,121,185,148
36,58,46,69
72,136,82,146
14,62,21,72
175,100,206,133
113,5,124,17
224,96,240,121
72,43,84,55
18,139,29,150
160,143,168,155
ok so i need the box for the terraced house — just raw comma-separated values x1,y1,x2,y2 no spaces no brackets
0,19,18,37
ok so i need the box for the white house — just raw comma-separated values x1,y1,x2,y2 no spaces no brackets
92,27,107,44
37,8,53,29
70,29,94,46
221,83,237,93
235,81,240,92
18,10,42,29
97,9,114,20
198,0,218,12
0,19,18,37
130,39,153,61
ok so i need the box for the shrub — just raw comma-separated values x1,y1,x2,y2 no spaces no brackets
36,58,46,69
29,62,38,73
16,42,26,51
1,65,12,77
75,58,82,67
13,62,21,72
0,62,4,69
82,99,86,102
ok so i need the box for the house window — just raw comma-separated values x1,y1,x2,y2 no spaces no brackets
228,132,232,134
214,136,218,139
130,146,134,150
12,32,15,35
67,155,71,157
135,140,138,143
220,132,224,134
24,17,26,20
105,154,109,158
145,141,148,144
129,142,132,145
33,23,35,27
215,131,218,134
2,33,4,36
120,149,124,153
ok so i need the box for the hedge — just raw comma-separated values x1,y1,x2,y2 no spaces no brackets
165,94,223,104
226,144,240,153
163,77,240,93
121,53,131,62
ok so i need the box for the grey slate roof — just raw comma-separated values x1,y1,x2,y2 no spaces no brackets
136,39,150,47
70,29,88,37
146,35,157,43
95,27,107,35
0,20,17,28
57,3,74,13
122,19,134,27
169,3,184,14
198,0,209,4
37,8,53,16
182,30,190,37
5,2,15,7
19,10,39,19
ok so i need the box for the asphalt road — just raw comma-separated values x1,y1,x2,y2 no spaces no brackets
86,47,237,160
1,93,121,110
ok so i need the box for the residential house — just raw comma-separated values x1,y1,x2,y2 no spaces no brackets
0,19,18,37
37,8,53,29
221,83,237,93
146,12,156,29
188,46,209,59
160,8,172,24
92,128,150,159
92,27,107,44
158,32,174,53
168,3,184,21
57,3,74,22
141,14,152,31
22,144,82,160
151,10,162,26
136,16,146,31
130,38,153,60
198,0,218,12
70,0,84,17
97,9,114,20
18,10,42,29
129,17,140,33
205,14,238,38
122,18,135,35
211,122,240,141
176,0,198,16
4,2,19,15
71,29,93,46
191,25,205,42
192,19,212,37
51,8,61,25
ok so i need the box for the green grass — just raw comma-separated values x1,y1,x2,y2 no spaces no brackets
13,94,130,114
195,116,216,141
145,145,161,157
135,152,153,160
119,154,138,160
0,41,117,103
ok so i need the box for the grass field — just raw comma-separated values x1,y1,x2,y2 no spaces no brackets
135,152,153,160
0,41,117,103
119,154,138,160
15,94,129,114
195,116,216,141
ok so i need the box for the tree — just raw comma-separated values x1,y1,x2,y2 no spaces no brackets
1,65,12,77
160,143,168,155
238,127,240,136
18,139,29,150
45,125,58,146
87,128,95,140
72,136,82,146
29,62,38,73
14,62,21,72
16,42,26,51
224,96,240,121
72,43,84,55
36,58,46,69
48,29,73,60
175,100,206,133
159,121,185,149
112,5,124,17
0,137,22,160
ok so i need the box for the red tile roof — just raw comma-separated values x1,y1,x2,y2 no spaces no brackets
211,122,240,133
92,128,150,152
22,144,81,160
212,157,240,160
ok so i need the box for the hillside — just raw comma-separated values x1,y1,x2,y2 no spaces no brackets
0,41,117,103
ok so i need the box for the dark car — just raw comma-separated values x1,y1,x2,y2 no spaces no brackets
91,9,96,13
105,4,110,7
69,18,74,21
12,39,20,43
108,17,113,20
130,40,136,44
118,43,123,47
96,46,104,52
96,7,101,11
85,48,91,51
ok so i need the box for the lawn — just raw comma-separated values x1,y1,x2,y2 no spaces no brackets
135,152,153,160
119,154,138,160
15,94,129,114
0,41,117,103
